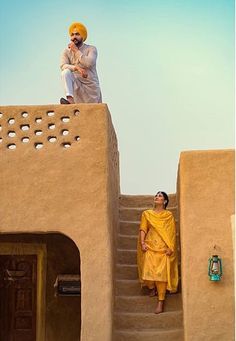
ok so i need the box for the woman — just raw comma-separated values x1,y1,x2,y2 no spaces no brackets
137,191,178,314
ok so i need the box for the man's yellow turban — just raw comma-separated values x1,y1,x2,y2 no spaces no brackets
69,22,87,42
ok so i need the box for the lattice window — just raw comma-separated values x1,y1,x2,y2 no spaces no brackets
0,108,81,151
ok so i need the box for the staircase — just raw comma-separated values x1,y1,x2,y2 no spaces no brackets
114,194,184,341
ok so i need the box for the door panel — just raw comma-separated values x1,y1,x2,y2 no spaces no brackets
0,255,37,341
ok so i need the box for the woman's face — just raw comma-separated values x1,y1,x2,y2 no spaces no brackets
154,192,165,206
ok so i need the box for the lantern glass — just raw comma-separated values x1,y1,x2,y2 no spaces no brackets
208,255,222,281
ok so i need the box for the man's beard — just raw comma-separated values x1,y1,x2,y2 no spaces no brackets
72,38,82,46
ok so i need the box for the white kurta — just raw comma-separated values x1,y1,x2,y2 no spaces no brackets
60,43,102,103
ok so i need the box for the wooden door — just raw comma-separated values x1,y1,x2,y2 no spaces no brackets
0,255,37,341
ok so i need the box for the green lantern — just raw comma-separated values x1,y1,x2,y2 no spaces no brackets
208,255,222,281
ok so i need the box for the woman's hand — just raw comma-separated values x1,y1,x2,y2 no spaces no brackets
165,248,173,256
141,242,148,252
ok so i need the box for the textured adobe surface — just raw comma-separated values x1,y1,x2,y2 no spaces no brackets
178,149,234,341
0,104,120,341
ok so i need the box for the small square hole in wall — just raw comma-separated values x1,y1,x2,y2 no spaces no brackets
34,143,43,149
7,143,16,150
61,116,70,123
62,142,71,148
35,117,42,123
75,136,80,141
48,124,55,130
61,129,69,136
0,113,3,118
74,110,80,116
22,137,30,143
20,124,30,131
8,131,16,137
0,137,2,143
21,112,29,118
48,136,57,143
0,126,2,131
47,111,55,117
8,118,15,125
35,130,43,136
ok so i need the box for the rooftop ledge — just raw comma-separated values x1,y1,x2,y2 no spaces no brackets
0,103,114,152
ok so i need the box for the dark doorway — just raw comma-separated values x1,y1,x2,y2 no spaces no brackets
0,255,37,341
0,234,81,341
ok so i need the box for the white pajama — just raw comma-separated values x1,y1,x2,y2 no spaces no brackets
61,69,75,98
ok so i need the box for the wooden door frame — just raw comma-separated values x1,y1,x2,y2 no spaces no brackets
0,243,46,341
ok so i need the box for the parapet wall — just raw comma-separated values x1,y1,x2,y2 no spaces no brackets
178,149,235,341
0,104,120,341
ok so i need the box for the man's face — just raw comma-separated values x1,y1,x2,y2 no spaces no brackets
70,31,83,46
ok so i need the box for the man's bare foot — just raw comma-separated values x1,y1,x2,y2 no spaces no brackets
149,288,157,297
66,96,75,104
155,300,164,314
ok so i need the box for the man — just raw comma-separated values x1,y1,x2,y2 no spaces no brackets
60,22,102,104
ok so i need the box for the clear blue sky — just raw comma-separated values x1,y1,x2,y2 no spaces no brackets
0,0,234,194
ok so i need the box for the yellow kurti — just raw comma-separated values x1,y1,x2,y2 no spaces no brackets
137,209,178,293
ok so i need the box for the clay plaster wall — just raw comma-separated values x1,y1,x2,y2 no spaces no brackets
178,150,235,341
0,104,120,341
106,114,120,336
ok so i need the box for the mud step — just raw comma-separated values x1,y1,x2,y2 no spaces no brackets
114,328,184,341
118,234,138,249
116,279,141,296
115,294,182,313
117,249,181,265
118,233,180,251
117,249,137,265
116,264,138,280
119,221,140,236
119,194,177,208
114,311,183,330
119,207,177,222
119,220,179,236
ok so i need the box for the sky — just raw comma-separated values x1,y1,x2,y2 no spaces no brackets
0,0,234,194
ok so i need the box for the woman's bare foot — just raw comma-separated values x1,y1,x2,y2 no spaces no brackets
155,300,164,314
149,288,157,297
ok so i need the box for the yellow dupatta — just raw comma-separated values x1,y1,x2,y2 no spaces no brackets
137,209,179,293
